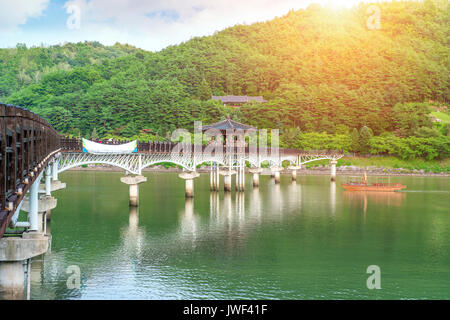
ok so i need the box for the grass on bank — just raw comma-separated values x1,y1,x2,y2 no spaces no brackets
302,156,449,173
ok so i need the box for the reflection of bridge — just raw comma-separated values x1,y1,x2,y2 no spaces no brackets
0,103,342,299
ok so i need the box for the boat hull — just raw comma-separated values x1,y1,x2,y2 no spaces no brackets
341,183,406,192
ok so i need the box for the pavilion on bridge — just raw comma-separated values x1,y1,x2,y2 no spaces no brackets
201,117,256,147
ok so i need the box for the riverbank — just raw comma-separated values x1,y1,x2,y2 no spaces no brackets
67,163,450,177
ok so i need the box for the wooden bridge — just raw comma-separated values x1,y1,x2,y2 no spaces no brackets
1,103,344,239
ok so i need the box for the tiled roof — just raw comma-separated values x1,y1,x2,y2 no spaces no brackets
202,118,256,131
211,95,267,104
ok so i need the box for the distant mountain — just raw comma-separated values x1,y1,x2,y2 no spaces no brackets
0,41,141,99
1,0,448,146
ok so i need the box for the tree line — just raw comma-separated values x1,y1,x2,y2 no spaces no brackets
0,0,448,159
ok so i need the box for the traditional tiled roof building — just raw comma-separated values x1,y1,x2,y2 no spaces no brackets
211,95,267,107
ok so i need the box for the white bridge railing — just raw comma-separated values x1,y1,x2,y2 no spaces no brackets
57,149,343,175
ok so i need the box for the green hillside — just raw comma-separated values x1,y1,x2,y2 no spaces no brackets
0,0,449,160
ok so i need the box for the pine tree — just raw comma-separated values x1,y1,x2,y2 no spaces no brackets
351,128,360,153
91,127,99,140
359,126,373,154
198,78,212,101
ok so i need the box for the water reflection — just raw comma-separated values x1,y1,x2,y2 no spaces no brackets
343,191,405,209
180,197,199,245
32,173,450,299
330,181,336,216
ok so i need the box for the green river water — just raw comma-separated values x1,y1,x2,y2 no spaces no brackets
29,171,449,299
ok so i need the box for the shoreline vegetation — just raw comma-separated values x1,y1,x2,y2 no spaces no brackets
66,156,450,177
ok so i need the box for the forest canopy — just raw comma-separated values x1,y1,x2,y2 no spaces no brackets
0,0,448,159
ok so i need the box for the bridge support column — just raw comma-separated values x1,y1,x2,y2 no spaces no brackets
224,175,232,192
288,166,301,182
45,167,52,197
52,161,58,181
210,165,214,191
120,175,147,206
236,161,245,192
28,177,40,232
249,168,262,188
220,169,236,192
330,160,337,182
215,165,220,191
210,164,219,192
179,172,200,198
0,261,25,299
21,195,57,232
0,232,50,300
271,167,282,184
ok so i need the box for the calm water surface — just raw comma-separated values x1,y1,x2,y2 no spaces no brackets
30,172,449,299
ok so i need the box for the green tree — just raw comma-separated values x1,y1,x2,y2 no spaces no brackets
198,78,212,101
359,126,373,154
91,127,99,140
351,128,360,152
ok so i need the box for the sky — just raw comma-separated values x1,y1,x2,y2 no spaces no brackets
0,0,379,51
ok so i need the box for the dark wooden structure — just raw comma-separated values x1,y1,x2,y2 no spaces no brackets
0,103,60,238
211,95,267,107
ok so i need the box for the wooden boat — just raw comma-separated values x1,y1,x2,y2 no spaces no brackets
341,172,406,192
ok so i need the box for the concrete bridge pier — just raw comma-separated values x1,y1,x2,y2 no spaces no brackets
0,261,26,300
249,168,262,188
210,165,214,191
288,166,301,182
271,167,282,184
215,165,220,191
220,169,236,192
179,172,200,198
330,160,337,182
21,193,57,234
210,164,220,191
120,175,147,206
236,162,245,192
0,232,50,300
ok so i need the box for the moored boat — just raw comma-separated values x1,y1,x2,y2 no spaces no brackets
341,172,406,192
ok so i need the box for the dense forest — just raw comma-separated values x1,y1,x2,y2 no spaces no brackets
0,0,449,160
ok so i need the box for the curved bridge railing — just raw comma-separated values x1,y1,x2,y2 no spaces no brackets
0,103,60,238
59,138,344,173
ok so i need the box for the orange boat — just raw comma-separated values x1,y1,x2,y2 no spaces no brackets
341,172,406,192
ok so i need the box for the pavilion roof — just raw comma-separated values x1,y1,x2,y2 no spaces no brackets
202,118,256,131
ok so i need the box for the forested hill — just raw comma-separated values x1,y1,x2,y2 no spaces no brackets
1,0,449,159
